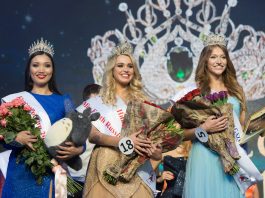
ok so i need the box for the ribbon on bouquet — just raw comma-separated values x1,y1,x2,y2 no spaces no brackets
51,159,67,198
233,111,263,194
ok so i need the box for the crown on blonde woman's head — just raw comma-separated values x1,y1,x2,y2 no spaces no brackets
203,33,227,47
109,41,133,59
28,38,54,57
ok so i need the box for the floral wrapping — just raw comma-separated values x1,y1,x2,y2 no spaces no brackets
104,100,183,185
171,89,240,174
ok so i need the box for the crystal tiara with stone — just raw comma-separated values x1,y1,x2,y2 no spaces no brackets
203,33,227,47
108,41,133,59
28,38,54,57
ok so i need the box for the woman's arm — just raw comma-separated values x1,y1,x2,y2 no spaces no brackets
183,115,228,141
2,130,37,151
89,125,120,147
156,171,174,183
55,142,84,160
146,142,162,161
239,110,246,126
89,125,152,155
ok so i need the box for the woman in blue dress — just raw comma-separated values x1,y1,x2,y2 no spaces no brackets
182,34,247,198
1,38,82,197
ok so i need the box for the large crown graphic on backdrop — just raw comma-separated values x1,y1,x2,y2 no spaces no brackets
87,0,265,104
28,38,54,57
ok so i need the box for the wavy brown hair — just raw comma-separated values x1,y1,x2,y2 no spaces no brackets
195,44,246,112
100,53,146,105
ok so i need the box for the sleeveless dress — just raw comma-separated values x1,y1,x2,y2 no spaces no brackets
183,97,244,198
2,93,74,198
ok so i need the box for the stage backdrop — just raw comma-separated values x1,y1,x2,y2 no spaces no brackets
0,0,264,196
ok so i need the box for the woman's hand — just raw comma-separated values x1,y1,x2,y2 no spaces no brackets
128,130,152,156
146,142,162,161
157,171,174,183
201,115,228,133
56,141,83,160
15,130,37,150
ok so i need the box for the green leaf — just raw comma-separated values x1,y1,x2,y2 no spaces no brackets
25,157,34,165
31,165,37,174
4,132,16,143
37,160,43,165
37,176,43,185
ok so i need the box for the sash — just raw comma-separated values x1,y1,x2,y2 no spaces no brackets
0,150,11,178
0,91,51,177
77,96,157,194
76,96,126,137
233,111,263,193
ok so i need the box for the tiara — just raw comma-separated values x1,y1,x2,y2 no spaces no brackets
109,41,133,58
28,38,54,57
203,33,227,47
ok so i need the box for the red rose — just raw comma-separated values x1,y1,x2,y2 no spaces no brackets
186,93,193,100
192,89,201,96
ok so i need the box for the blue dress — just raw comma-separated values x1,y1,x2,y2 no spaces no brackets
183,97,244,198
2,93,74,198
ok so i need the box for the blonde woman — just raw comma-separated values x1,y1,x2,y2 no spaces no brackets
77,42,162,198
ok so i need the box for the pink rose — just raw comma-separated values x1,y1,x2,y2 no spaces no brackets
11,98,25,107
1,103,9,108
23,105,32,111
0,107,9,116
0,119,7,127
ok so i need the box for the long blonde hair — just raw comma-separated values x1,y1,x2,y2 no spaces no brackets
195,44,247,112
100,53,146,105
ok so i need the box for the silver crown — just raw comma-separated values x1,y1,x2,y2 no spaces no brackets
203,33,227,47
28,38,54,57
109,41,133,58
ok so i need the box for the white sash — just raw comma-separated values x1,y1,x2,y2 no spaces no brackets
77,96,126,137
0,91,51,178
76,96,157,194
233,111,263,193
0,150,11,178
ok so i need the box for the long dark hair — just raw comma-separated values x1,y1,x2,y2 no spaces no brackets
24,51,61,94
195,44,246,112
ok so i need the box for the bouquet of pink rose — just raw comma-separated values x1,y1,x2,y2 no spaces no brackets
171,89,240,175
0,97,52,184
0,97,81,193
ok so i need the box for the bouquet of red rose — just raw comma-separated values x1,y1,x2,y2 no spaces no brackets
0,98,82,193
103,100,183,185
171,89,240,174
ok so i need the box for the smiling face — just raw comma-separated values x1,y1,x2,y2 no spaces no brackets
207,46,227,78
113,55,134,87
29,54,53,88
